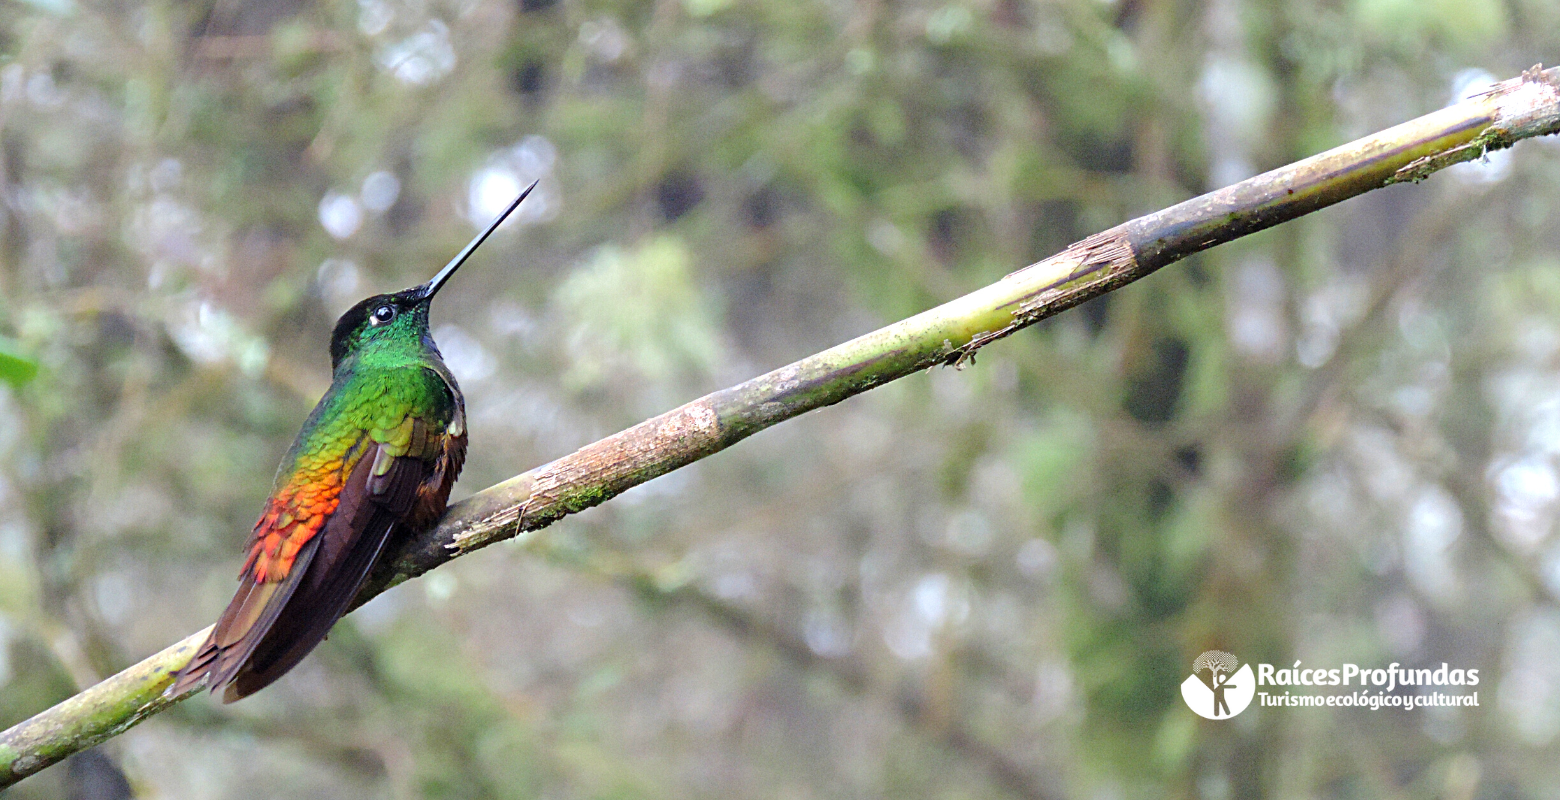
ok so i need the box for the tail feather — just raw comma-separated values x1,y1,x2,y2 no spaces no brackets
222,511,401,700
218,445,432,700
171,443,382,700
169,535,321,697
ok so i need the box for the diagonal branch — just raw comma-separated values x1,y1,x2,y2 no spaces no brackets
5,64,1560,788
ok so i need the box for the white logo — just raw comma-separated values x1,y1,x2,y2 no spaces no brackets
1181,650,1255,720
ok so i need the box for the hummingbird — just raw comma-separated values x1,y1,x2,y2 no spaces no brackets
172,182,537,702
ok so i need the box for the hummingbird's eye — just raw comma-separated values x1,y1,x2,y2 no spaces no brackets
369,304,397,325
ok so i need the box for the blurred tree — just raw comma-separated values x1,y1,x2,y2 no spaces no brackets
2,0,1559,798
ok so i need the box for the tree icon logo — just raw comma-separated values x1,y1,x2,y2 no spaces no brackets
1181,650,1255,719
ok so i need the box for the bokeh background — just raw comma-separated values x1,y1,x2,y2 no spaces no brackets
3,0,1560,797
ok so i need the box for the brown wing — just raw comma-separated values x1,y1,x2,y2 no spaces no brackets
172,400,465,701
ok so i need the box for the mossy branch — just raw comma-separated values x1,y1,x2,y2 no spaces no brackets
5,65,1560,788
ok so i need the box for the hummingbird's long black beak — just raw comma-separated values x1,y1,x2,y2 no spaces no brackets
419,179,539,301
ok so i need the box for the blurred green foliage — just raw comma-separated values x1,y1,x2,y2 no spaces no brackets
0,338,39,386
3,0,1560,797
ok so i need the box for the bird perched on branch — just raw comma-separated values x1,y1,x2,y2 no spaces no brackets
173,182,536,702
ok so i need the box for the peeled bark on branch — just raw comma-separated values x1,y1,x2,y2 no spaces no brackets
4,64,1560,788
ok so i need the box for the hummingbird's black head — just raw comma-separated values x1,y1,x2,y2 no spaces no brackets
324,181,538,370
329,289,433,369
